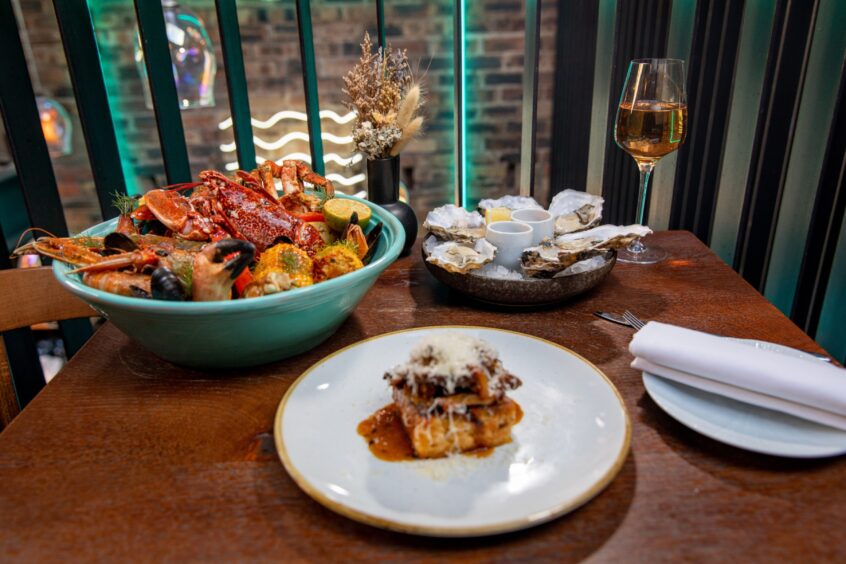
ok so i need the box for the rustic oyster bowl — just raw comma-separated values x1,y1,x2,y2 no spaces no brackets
422,235,616,307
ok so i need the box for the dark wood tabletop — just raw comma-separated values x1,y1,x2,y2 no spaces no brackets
1,231,843,562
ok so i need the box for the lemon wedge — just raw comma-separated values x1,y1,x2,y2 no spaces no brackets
485,207,512,225
323,199,372,232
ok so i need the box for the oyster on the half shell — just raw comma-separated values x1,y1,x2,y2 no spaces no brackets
423,204,486,243
425,237,497,274
549,190,604,235
522,224,651,277
477,195,543,212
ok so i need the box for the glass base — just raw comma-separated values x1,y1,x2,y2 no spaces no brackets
617,246,668,264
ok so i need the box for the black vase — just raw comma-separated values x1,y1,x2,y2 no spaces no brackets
367,155,417,256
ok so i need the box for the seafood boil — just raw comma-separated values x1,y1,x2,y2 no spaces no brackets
12,161,382,302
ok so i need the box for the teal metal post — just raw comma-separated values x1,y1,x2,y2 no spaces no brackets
215,0,257,170
520,0,541,197
453,0,466,207
295,0,325,176
376,0,386,49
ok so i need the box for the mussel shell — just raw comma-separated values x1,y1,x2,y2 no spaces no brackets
104,232,139,254
361,222,383,264
151,267,187,301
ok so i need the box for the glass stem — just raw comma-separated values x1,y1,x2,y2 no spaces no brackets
629,161,655,255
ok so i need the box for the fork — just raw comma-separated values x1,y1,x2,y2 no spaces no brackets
623,310,646,330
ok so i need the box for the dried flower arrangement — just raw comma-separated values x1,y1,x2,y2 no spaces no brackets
343,32,424,160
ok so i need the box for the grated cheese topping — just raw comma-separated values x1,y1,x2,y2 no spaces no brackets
386,333,514,396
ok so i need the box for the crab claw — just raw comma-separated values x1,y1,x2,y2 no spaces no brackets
191,239,256,301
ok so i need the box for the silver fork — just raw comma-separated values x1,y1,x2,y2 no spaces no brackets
623,310,646,330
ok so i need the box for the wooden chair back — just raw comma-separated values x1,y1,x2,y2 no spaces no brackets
0,267,96,429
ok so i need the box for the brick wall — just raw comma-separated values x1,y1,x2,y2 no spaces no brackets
4,0,557,233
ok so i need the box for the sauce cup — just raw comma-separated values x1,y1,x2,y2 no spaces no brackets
485,221,533,271
512,208,554,245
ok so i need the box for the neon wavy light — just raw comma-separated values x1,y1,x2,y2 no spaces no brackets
218,109,356,130
325,173,365,186
220,131,354,153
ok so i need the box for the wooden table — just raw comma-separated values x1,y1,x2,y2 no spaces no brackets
1,232,843,561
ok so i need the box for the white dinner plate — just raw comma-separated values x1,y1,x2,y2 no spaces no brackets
274,326,630,536
643,339,846,458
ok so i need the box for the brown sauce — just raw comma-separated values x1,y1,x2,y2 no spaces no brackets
467,447,495,458
357,404,416,461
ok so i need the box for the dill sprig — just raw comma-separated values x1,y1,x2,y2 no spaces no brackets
112,192,137,215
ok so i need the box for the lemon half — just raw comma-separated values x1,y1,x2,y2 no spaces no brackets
323,199,372,232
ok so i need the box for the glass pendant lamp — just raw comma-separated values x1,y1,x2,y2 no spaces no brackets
135,0,217,110
36,96,73,157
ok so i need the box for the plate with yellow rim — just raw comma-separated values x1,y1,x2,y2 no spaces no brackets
274,326,630,537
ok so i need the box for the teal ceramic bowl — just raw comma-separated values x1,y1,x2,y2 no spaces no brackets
53,195,404,368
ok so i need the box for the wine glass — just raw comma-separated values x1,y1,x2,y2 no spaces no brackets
614,59,687,264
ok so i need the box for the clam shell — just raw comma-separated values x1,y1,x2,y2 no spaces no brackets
549,190,604,235
477,195,543,211
522,224,651,277
425,238,496,274
423,204,486,243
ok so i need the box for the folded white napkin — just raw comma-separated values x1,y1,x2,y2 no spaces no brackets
629,322,846,431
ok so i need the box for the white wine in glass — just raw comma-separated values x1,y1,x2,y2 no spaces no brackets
614,59,687,264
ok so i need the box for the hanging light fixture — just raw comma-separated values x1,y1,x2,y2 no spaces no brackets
135,0,217,110
10,0,73,157
37,96,73,157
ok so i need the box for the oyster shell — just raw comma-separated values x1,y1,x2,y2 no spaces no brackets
521,224,651,277
423,204,486,243
477,195,543,211
549,190,604,235
425,237,497,274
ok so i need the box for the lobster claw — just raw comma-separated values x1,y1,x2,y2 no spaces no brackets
191,239,256,301
210,238,256,279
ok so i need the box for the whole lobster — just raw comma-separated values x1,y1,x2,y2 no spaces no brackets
138,165,325,256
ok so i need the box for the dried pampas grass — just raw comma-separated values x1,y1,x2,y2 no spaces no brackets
396,84,420,130
390,116,423,156
343,32,425,160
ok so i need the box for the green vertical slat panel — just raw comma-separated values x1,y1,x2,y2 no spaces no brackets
0,0,91,393
134,0,192,184
648,0,696,230
453,0,466,207
0,0,68,237
53,0,127,219
764,0,846,314
816,210,846,362
585,0,616,196
710,0,777,263
295,0,325,176
215,0,256,170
